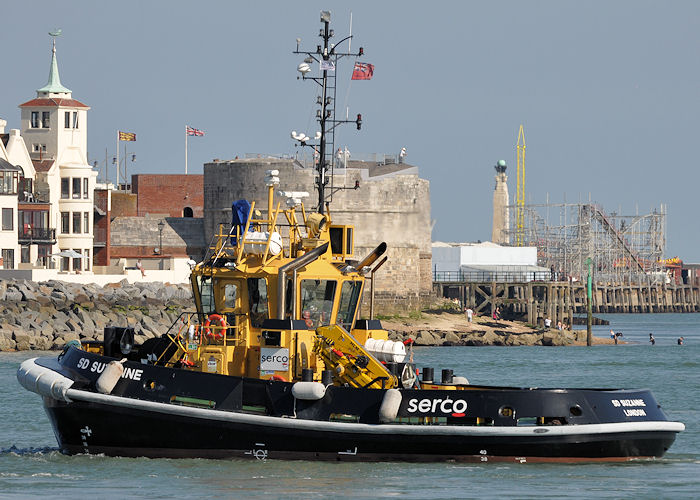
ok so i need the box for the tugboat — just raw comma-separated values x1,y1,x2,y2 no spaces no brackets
17,11,683,462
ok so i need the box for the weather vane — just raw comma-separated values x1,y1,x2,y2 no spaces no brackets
49,29,62,49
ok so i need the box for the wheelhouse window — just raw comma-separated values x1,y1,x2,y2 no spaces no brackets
224,282,240,309
42,112,50,128
300,279,337,328
247,277,269,328
337,281,362,330
72,178,81,199
31,112,39,128
196,275,215,315
61,178,70,199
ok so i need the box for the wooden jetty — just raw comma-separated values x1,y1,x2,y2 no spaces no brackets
434,280,700,326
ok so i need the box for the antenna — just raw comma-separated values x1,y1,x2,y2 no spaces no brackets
293,11,364,214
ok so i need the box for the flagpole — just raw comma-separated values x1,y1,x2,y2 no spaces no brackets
116,131,120,187
185,125,188,175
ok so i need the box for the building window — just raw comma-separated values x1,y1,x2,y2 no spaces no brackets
83,212,89,233
2,208,13,230
83,178,88,198
42,111,50,128
38,245,51,267
61,212,70,233
61,178,70,199
32,144,46,153
60,256,69,272
83,249,90,271
183,206,194,217
1,249,14,270
21,245,30,264
72,178,81,199
0,171,19,194
73,111,79,129
72,212,81,233
64,111,70,129
31,112,39,128
73,249,82,272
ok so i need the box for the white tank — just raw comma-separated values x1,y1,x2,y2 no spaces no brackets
364,338,406,363
243,231,283,256
96,359,126,394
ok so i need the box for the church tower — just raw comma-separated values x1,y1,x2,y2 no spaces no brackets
491,160,510,244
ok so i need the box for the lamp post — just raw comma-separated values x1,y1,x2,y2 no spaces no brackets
157,220,165,256
586,257,593,346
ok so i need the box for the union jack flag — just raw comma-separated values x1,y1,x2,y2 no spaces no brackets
351,62,374,80
186,126,205,136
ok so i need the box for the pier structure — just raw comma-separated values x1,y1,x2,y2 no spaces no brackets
434,278,700,326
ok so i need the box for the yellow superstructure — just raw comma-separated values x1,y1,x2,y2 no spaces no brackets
156,174,394,388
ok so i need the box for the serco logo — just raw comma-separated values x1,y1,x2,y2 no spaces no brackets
406,397,468,417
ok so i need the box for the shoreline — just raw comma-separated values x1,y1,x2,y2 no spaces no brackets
382,311,620,347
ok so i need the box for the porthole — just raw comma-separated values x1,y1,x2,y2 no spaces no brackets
570,405,583,416
499,406,515,418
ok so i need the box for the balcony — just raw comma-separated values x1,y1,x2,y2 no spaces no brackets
18,226,57,244
18,191,50,204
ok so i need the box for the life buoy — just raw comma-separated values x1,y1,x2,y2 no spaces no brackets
270,374,287,382
203,314,226,340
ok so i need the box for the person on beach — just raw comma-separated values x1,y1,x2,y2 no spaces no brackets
464,307,473,323
678,336,684,345
649,333,655,345
136,259,146,278
610,330,615,340
544,317,551,328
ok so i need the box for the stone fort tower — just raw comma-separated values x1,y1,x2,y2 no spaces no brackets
203,157,432,313
491,160,509,244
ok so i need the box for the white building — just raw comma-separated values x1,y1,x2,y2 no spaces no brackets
0,34,97,272
432,241,550,282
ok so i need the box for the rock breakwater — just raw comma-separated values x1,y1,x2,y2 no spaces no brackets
0,279,192,352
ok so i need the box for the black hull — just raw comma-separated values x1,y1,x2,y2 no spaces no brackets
44,394,677,463
19,350,683,463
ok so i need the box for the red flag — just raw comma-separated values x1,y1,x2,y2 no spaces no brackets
351,62,374,80
186,126,205,136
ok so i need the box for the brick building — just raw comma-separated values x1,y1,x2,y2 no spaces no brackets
132,174,203,218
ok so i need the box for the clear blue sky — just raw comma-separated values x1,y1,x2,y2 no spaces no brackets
2,1,699,260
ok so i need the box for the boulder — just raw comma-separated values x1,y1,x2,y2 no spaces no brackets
415,330,439,346
442,332,461,345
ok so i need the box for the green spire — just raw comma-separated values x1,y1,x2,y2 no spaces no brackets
36,33,71,95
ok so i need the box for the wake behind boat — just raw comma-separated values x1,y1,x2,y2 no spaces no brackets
17,10,683,463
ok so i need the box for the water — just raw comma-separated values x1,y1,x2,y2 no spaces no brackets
2,313,699,499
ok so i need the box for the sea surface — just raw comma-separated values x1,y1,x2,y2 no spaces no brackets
1,313,699,499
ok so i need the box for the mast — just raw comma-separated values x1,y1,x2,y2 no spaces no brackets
293,10,364,214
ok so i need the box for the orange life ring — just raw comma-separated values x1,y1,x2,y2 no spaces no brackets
270,374,287,382
203,314,226,340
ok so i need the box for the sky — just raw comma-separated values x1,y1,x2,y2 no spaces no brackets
2,1,699,260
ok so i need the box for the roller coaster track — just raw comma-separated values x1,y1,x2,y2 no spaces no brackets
583,204,645,272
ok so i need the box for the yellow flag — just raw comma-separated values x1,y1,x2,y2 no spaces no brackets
118,131,136,141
